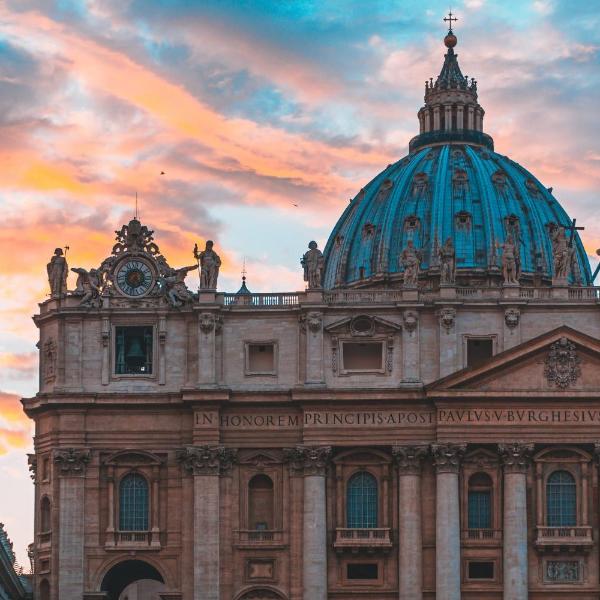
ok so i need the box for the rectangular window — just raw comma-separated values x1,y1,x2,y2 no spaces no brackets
467,338,493,368
341,342,384,372
347,563,378,580
468,490,491,529
468,561,494,580
246,343,276,375
115,326,153,375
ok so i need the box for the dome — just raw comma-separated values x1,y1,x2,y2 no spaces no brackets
323,28,591,289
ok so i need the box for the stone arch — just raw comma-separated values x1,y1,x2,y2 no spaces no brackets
234,586,288,600
98,558,170,600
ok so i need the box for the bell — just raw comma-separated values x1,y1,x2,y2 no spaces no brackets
126,337,145,359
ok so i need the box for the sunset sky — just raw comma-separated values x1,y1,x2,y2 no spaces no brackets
1,0,599,566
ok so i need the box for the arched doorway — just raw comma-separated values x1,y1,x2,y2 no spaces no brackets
100,560,166,600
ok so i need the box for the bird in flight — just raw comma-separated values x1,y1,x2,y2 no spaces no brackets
160,171,166,175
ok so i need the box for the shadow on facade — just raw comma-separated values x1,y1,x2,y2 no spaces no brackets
100,560,164,600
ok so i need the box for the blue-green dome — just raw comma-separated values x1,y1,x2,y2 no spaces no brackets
323,29,591,289
323,144,592,288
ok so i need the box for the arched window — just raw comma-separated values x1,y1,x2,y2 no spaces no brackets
248,474,274,530
40,496,51,532
119,473,149,531
468,472,492,529
39,579,50,600
547,470,576,527
346,471,378,528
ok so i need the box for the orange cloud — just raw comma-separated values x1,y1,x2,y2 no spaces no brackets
0,392,32,455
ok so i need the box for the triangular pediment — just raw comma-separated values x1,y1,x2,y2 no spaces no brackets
325,314,401,335
428,326,600,396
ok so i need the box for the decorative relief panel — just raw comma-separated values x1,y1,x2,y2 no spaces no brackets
544,560,581,583
544,337,581,389
43,338,57,383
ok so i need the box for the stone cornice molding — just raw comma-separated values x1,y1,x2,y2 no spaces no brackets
392,444,428,475
431,442,466,473
53,448,91,477
176,445,237,476
498,442,534,473
283,445,332,477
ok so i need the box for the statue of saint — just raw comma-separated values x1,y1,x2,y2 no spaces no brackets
500,235,520,284
301,241,324,289
194,241,221,290
162,264,198,307
400,240,421,287
550,226,572,281
439,236,456,284
47,248,68,298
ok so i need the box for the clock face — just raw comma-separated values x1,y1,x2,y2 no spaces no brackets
115,259,155,297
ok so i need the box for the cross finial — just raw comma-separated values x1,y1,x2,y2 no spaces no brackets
444,9,458,33
241,257,247,282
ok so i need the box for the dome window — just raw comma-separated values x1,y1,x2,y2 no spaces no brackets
404,216,421,231
455,211,472,229
362,223,376,239
452,169,469,197
335,235,344,248
525,178,541,198
412,173,429,197
375,179,394,202
492,170,508,194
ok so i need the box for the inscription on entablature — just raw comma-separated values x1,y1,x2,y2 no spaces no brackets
438,407,600,425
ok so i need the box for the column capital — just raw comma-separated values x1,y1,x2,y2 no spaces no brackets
431,443,466,474
53,448,91,477
393,444,428,475
284,445,332,476
176,445,237,476
27,453,37,482
498,442,534,473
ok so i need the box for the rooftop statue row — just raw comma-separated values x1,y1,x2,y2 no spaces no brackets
45,218,221,308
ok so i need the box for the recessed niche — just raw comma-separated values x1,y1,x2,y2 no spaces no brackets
245,343,276,375
341,341,384,372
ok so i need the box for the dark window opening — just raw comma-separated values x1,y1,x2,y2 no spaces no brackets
248,474,274,530
468,561,494,580
42,457,50,481
467,338,493,368
342,342,383,371
347,563,378,580
247,344,275,374
40,497,51,533
468,472,493,529
115,326,153,375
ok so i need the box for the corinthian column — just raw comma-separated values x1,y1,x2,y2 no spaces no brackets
499,443,533,600
393,445,428,600
177,445,237,600
285,446,332,600
431,443,466,600
54,448,90,600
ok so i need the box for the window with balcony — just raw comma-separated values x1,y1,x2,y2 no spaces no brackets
115,326,153,375
468,472,492,529
119,473,149,532
347,471,378,528
248,474,274,530
547,470,576,527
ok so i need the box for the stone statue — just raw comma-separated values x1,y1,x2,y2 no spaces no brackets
499,235,520,285
439,236,456,284
47,248,68,298
162,264,198,307
550,226,572,282
71,267,101,307
301,241,324,289
194,241,221,290
400,240,421,287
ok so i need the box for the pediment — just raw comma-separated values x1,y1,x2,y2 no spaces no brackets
428,326,600,395
102,449,164,466
325,314,401,336
238,449,282,466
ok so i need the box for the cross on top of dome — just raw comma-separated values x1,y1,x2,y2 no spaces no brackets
444,10,458,33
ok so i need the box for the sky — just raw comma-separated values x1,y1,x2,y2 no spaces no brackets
0,0,599,567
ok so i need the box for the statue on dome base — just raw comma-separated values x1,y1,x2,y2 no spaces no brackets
499,235,520,285
439,237,456,284
47,248,69,298
302,241,325,289
194,240,221,290
550,226,572,284
400,240,421,287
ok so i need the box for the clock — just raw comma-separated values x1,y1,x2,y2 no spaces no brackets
114,259,155,297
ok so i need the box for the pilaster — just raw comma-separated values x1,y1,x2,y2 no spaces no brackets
300,312,324,384
401,311,420,382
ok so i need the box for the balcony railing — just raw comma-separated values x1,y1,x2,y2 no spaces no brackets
461,528,502,542
105,530,160,550
235,529,284,547
223,293,299,307
333,527,392,551
535,526,593,550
